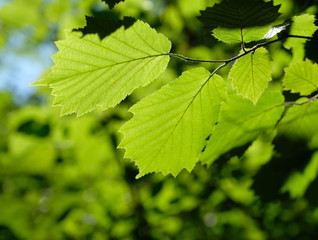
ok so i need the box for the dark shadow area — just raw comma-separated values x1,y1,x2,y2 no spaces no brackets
101,0,125,9
74,15,136,40
293,0,318,14
305,31,318,63
252,136,315,202
198,0,281,30
17,119,50,138
0,226,17,240
304,176,318,205
213,143,252,171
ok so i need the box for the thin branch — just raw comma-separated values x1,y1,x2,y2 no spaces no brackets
284,93,318,106
169,53,226,63
210,62,228,76
169,34,317,64
171,34,318,107
287,34,318,40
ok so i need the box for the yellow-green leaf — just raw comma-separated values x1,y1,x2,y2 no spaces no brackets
32,20,171,116
119,68,227,178
229,47,272,104
283,59,318,96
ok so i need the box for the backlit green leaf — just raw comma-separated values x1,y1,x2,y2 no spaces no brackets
32,20,171,116
283,59,318,96
200,90,284,164
284,14,318,49
119,68,227,178
284,14,317,63
229,47,272,104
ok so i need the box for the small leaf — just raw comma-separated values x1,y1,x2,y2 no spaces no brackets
101,0,125,9
200,90,284,164
198,0,281,43
229,47,272,104
119,68,227,178
32,20,171,116
283,59,318,95
284,14,318,50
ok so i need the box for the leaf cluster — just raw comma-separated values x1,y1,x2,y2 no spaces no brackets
31,0,318,181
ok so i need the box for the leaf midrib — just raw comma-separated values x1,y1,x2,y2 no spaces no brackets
50,53,168,82
144,74,214,163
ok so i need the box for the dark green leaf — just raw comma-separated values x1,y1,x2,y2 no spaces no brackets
198,0,281,29
74,16,136,40
101,0,125,9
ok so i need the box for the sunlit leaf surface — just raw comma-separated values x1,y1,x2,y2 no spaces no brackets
284,14,318,49
120,68,226,178
32,20,171,116
283,59,318,95
229,47,272,104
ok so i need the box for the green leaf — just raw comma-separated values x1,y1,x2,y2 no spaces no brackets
283,14,317,63
283,59,318,96
198,0,280,29
32,20,171,116
229,47,272,104
119,68,227,178
281,151,318,198
278,100,318,141
212,25,271,43
102,0,125,9
284,14,318,49
200,90,284,164
198,0,281,43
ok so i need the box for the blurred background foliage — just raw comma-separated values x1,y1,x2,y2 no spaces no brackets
1,0,318,239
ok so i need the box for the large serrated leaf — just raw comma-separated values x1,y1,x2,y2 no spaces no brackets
283,59,318,96
119,68,227,178
200,90,284,164
229,47,272,104
198,0,281,43
32,20,171,116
